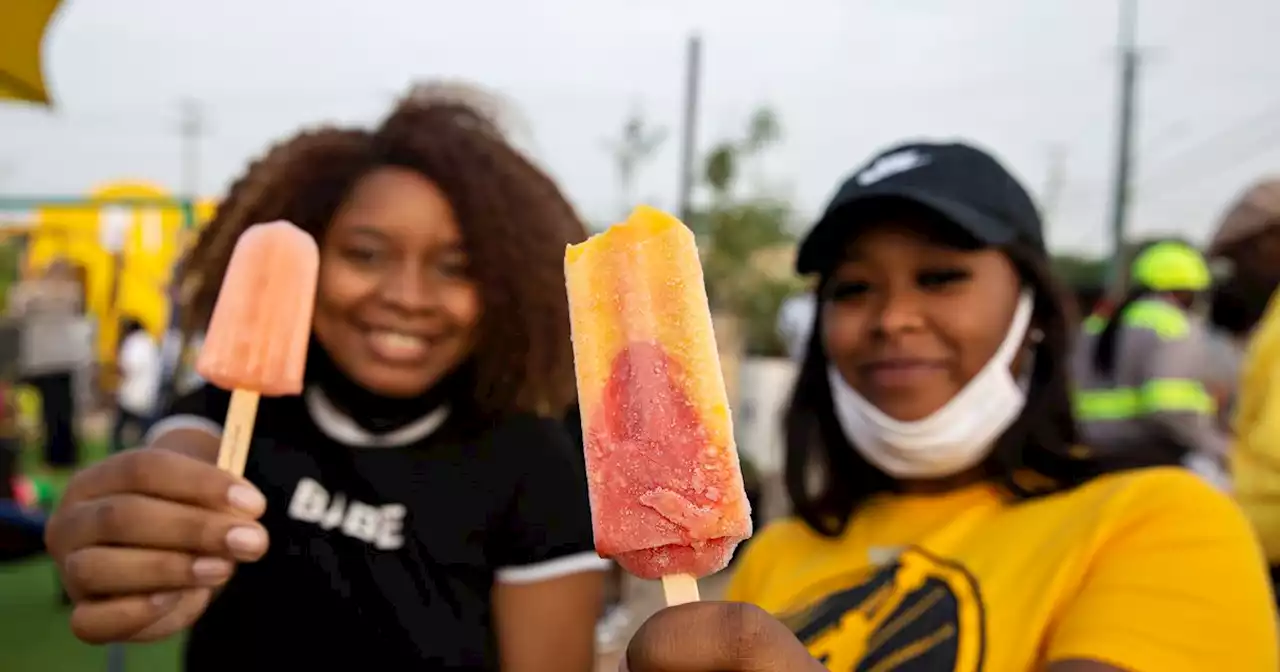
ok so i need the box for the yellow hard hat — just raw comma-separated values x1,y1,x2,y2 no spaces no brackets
1130,241,1212,292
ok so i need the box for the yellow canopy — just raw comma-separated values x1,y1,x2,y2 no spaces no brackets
0,0,63,105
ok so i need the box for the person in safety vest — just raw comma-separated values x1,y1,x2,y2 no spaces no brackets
1072,240,1229,487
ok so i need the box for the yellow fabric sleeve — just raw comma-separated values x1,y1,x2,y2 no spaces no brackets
1045,472,1278,671
724,520,799,604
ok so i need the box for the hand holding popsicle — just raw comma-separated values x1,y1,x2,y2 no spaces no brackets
622,603,826,672
565,206,752,607
45,428,270,643
42,222,303,644
196,220,320,476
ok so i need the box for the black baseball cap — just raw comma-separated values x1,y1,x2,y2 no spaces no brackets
795,141,1045,275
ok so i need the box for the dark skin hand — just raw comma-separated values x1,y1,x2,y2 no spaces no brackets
621,604,1129,671
44,428,269,644
622,603,826,672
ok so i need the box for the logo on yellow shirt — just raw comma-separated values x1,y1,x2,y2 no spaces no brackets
778,547,985,671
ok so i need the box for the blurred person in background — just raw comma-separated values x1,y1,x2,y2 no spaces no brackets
0,380,47,562
776,291,817,362
9,259,90,471
155,260,211,418
44,84,605,671
1208,179,1280,341
1071,241,1229,488
1208,179,1280,604
1080,238,1177,334
154,262,190,417
110,318,161,454
1206,179,1280,420
1069,283,1104,328
618,141,1276,671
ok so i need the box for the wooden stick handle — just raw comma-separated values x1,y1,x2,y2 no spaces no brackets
216,389,260,477
661,573,700,606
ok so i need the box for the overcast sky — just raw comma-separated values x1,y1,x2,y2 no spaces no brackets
2,0,1279,254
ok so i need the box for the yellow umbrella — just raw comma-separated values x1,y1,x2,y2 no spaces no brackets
0,0,63,105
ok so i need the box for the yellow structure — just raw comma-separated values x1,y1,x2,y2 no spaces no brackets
28,182,216,371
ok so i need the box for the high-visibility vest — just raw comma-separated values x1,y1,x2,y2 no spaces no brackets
1075,300,1217,423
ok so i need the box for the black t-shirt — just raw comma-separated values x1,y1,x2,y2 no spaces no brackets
155,385,602,671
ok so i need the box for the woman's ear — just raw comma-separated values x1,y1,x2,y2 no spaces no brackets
1011,327,1044,381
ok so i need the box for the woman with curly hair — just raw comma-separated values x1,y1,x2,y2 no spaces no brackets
44,84,606,671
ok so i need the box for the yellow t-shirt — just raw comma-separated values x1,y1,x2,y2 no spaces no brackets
1233,291,1280,562
726,468,1277,671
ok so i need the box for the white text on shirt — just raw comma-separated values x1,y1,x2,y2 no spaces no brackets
287,477,407,550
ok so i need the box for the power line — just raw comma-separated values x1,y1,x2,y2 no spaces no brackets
1136,99,1280,195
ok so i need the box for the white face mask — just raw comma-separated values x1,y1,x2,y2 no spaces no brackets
827,290,1036,479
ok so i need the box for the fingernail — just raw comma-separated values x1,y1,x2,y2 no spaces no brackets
225,526,267,556
191,557,233,584
227,484,266,514
150,591,181,609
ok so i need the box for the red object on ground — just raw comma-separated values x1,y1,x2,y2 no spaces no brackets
12,477,37,508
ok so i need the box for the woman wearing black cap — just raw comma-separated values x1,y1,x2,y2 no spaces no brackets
620,142,1277,671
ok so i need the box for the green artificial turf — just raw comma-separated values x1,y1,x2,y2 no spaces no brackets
0,557,184,671
2,435,185,671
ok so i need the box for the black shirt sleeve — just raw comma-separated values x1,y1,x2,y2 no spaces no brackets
145,384,232,442
163,383,232,419
487,415,604,582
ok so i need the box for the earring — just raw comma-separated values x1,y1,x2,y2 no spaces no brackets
1029,328,1045,344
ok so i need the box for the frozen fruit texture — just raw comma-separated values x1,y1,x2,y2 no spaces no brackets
586,342,749,578
197,220,320,396
566,206,752,580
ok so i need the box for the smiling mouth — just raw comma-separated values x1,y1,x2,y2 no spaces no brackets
364,329,433,363
859,360,946,387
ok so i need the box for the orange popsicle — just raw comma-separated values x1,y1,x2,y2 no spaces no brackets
565,206,752,606
196,220,320,476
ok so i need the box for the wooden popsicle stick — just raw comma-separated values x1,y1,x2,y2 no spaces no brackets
661,573,700,606
216,389,261,477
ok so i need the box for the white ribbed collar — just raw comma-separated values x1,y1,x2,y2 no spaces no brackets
304,387,449,448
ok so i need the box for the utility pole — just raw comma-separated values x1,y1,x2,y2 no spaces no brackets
1105,0,1140,287
1042,144,1067,227
676,34,703,223
178,98,206,201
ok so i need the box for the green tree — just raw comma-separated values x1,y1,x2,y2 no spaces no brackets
1051,254,1108,290
688,105,805,357
603,107,667,218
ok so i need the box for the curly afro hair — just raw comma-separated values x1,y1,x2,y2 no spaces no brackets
179,82,588,418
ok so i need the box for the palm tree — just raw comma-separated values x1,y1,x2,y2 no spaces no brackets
689,105,805,356
603,107,667,219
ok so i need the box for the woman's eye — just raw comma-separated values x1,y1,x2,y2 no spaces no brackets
342,247,382,265
434,256,471,279
917,269,970,288
829,279,870,301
